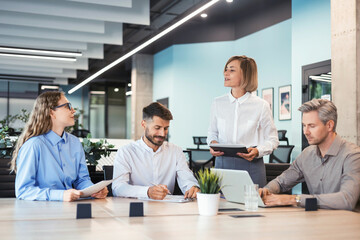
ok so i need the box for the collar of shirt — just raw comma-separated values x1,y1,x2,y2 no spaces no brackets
316,134,341,163
139,136,164,154
227,91,251,104
44,130,67,146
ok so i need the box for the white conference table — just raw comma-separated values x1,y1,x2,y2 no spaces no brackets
0,197,359,240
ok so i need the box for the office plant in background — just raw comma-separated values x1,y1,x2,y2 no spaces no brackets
0,109,29,158
196,169,223,216
65,108,84,133
81,133,114,172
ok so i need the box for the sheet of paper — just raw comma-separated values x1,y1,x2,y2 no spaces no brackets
80,178,116,198
138,195,193,203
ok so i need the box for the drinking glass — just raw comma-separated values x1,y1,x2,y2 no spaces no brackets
244,184,259,211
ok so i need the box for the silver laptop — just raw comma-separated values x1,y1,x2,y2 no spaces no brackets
211,168,269,208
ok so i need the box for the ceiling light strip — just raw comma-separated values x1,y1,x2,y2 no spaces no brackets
68,0,220,94
0,52,76,62
0,46,82,57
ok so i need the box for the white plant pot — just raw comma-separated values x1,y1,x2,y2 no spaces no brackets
197,192,220,216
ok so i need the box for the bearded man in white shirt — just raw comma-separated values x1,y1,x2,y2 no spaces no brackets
112,102,200,200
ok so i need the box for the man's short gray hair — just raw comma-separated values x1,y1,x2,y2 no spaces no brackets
298,99,337,132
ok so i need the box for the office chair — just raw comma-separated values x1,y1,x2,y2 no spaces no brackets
0,157,15,197
192,136,208,149
188,150,215,174
71,129,90,138
277,130,289,145
269,145,295,163
265,163,291,194
102,165,114,197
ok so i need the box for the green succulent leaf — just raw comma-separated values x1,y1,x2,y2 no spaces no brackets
196,169,223,194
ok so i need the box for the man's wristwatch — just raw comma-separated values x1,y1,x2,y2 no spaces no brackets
295,195,301,206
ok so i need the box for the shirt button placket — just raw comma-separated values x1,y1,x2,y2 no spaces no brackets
152,152,158,183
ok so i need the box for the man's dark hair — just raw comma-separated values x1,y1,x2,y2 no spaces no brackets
142,102,173,121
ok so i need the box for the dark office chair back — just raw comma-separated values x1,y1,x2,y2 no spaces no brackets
277,130,289,145
186,149,215,174
269,145,295,163
265,163,291,194
0,158,15,198
102,165,114,197
192,136,207,149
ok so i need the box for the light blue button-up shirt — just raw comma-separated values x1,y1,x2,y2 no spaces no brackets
15,130,93,201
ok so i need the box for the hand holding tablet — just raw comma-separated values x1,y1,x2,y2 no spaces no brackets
209,143,249,158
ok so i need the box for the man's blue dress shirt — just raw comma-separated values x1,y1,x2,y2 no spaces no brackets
15,130,93,201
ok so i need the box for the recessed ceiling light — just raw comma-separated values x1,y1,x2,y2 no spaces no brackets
0,52,76,62
114,88,119,92
226,0,233,3
41,85,59,90
90,91,105,95
0,46,82,57
201,13,208,18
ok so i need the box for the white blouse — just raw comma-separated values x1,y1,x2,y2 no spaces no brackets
207,92,279,158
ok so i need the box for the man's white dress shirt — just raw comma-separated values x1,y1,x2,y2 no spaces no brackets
112,138,199,198
207,92,279,158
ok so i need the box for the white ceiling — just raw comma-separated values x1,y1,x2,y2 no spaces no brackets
0,0,150,85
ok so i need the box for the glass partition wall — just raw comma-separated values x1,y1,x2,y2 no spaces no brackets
0,81,38,131
89,83,126,139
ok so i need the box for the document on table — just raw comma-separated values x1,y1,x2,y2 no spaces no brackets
80,177,119,198
138,195,194,203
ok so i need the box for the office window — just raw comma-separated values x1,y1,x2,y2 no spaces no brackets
89,89,106,138
9,82,37,129
107,86,126,138
89,84,127,139
0,82,8,122
0,81,37,130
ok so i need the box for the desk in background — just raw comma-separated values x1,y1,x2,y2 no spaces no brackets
1,197,359,240
186,148,215,173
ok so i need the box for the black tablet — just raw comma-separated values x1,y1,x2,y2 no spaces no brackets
209,144,248,157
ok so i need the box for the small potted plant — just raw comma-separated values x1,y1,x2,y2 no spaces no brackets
196,168,223,216
81,133,115,173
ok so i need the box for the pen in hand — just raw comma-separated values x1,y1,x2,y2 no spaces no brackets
150,182,171,195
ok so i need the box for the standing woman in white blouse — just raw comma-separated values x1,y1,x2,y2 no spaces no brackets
207,55,279,187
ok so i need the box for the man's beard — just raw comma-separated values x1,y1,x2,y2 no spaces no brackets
145,128,165,146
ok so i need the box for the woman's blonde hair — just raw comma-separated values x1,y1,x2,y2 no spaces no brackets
10,91,63,172
224,55,258,92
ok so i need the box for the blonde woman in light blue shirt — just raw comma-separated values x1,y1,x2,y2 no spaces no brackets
11,91,108,201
